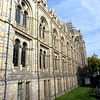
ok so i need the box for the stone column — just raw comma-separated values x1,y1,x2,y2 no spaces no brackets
19,45,22,70
22,82,25,100
27,16,30,34
41,53,43,70
20,10,24,26
26,48,29,71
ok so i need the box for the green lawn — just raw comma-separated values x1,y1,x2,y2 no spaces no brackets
55,86,96,100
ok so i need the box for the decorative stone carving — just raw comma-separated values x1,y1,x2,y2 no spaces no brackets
63,23,68,33
57,19,63,28
37,0,48,11
48,8,57,21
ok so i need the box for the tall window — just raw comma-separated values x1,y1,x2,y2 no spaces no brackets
21,42,27,67
43,51,46,69
39,24,42,38
53,37,56,46
66,78,68,89
15,6,21,24
43,27,45,39
48,80,50,97
17,83,22,100
25,82,29,100
23,11,27,28
57,79,60,93
62,59,64,71
40,49,42,69
13,39,20,66
44,80,46,100
55,56,57,69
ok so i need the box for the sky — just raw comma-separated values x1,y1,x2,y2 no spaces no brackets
47,0,100,58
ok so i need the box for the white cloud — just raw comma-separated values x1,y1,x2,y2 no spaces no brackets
47,0,100,58
81,0,100,14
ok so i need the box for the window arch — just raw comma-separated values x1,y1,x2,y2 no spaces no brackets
21,42,27,67
61,36,64,52
39,16,48,40
21,2,25,7
13,39,20,66
53,28,58,47
15,6,21,24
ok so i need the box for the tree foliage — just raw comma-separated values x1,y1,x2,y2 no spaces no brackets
88,57,100,75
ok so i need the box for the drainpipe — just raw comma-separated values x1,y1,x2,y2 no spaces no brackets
51,19,56,98
4,0,12,100
36,3,40,100
62,60,66,94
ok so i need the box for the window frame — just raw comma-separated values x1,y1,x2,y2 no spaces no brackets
43,27,45,39
17,83,22,100
25,82,30,100
40,49,42,69
13,39,20,67
43,51,46,69
23,11,28,28
21,42,27,67
39,24,42,38
15,6,21,24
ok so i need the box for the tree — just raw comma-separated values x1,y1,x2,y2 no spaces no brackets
88,57,100,75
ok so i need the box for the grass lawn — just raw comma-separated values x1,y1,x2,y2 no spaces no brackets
55,85,96,100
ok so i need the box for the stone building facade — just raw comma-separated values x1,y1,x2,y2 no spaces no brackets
0,0,87,100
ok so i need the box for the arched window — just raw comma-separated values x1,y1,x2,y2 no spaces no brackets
43,27,45,39
43,51,46,69
21,42,27,67
55,56,57,69
13,39,20,66
23,11,27,28
40,49,42,69
53,36,56,46
62,59,64,71
21,2,25,7
39,24,42,38
61,37,64,53
15,6,21,24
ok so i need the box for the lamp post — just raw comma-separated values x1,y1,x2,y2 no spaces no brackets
4,0,12,100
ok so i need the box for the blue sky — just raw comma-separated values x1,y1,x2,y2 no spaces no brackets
47,0,100,58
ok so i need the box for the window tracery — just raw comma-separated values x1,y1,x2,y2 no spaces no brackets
53,28,58,48
39,17,48,40
15,1,28,28
15,6,21,24
13,38,28,68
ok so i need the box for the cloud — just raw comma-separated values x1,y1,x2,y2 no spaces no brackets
81,0,100,15
47,0,100,58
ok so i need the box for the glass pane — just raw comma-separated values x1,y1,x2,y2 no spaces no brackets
13,39,20,66
17,83,22,100
26,83,29,100
21,43,27,67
